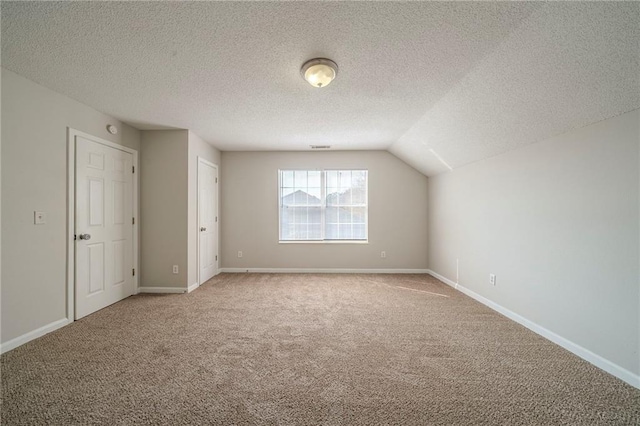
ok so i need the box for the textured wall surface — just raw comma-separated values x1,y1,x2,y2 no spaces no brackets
140,130,189,289
428,110,640,375
1,69,140,343
221,151,427,270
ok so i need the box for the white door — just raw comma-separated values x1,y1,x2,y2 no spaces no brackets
75,136,134,319
198,158,218,284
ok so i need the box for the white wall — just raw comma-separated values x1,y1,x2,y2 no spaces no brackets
140,130,189,289
1,69,141,344
427,110,640,378
187,131,221,287
221,151,428,270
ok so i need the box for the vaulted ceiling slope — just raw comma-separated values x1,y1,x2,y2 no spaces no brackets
390,2,640,175
2,2,638,176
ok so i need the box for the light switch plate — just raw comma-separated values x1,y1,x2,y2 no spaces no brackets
34,211,46,225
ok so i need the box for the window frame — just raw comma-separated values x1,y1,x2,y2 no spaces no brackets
278,169,369,244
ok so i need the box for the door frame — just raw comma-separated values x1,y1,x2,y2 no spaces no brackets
66,128,139,321
196,156,219,288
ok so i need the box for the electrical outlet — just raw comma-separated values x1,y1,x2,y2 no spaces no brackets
173,265,179,274
238,251,243,258
490,274,496,286
380,251,386,258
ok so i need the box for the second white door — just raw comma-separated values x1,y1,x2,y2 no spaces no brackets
198,158,218,284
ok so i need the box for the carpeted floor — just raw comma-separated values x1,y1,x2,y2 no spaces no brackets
1,273,639,425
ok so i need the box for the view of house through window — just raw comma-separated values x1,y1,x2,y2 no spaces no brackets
279,170,368,241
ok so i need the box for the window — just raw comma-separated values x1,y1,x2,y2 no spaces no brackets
279,170,368,242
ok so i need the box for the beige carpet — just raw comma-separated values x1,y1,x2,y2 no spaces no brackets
1,273,638,425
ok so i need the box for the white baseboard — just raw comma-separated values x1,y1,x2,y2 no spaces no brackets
427,270,640,390
428,269,459,289
187,282,199,293
137,286,186,294
1,317,72,354
220,268,430,274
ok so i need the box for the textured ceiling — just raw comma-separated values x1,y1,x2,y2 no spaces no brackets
2,2,639,176
390,2,640,175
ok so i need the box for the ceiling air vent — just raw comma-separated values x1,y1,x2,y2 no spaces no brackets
310,145,331,149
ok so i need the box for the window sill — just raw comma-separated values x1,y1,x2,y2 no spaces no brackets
279,240,369,245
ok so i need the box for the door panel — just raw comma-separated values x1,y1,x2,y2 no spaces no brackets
113,181,125,225
88,178,104,226
113,240,125,286
76,136,133,319
87,243,105,295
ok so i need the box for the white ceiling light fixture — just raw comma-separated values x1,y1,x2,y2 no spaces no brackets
301,58,338,88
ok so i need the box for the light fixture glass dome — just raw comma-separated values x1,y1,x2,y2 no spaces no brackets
301,58,338,88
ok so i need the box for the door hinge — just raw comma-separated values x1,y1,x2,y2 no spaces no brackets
215,255,218,261
74,234,77,241
132,166,135,173
215,177,218,183
132,217,135,225
132,268,135,276
215,216,218,222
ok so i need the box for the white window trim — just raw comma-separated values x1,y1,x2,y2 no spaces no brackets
278,240,369,245
278,169,369,244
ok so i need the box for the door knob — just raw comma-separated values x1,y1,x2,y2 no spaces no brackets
78,234,91,240
200,227,206,232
